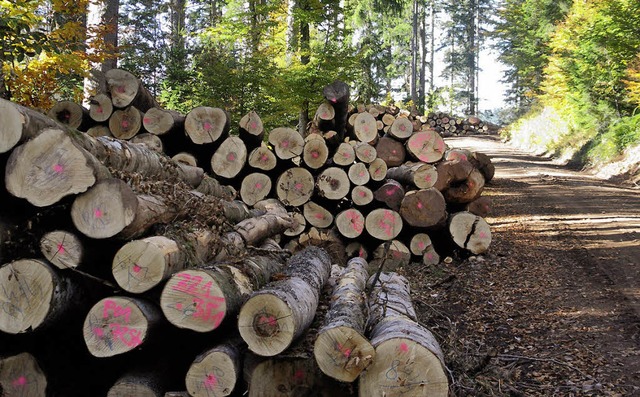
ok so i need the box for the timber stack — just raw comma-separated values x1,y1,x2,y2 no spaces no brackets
0,70,496,396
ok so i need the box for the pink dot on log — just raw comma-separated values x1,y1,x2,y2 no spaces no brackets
312,151,319,159
343,348,352,357
94,208,103,218
419,242,425,249
116,86,126,93
400,125,406,131
143,117,150,124
56,243,66,254
417,202,423,209
204,373,218,389
330,98,337,103
260,154,268,162
359,191,366,197
425,175,432,182
294,369,305,381
386,188,395,196
281,140,290,148
250,122,257,129
359,171,365,177
93,327,104,337
176,302,183,310
315,214,324,220
392,149,397,154
133,264,141,273
294,183,303,191
255,183,263,190
12,376,27,387
97,107,103,114
203,122,212,131
426,252,434,260
479,232,488,239
400,342,409,353
227,153,236,162
53,164,64,173
121,120,129,129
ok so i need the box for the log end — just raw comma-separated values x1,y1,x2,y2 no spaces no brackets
186,349,239,397
314,326,375,382
238,294,294,357
0,99,26,153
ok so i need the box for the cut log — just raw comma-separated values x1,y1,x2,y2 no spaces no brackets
368,158,388,182
142,107,185,136
351,185,374,206
268,127,304,160
0,259,80,334
316,167,350,200
284,212,306,237
353,113,378,143
388,116,413,140
275,167,315,206
39,230,84,270
130,133,164,153
83,296,163,358
448,211,491,254
348,162,370,186
240,172,272,206
364,209,403,241
160,253,284,332
196,174,237,201
314,257,375,382
405,130,446,163
238,247,332,356
184,106,230,145
444,148,471,162
302,201,333,229
399,188,447,228
469,151,495,183
360,272,448,397
239,110,265,146
0,98,65,153
4,128,108,207
382,113,396,126
244,355,322,397
354,142,377,163
465,196,492,218
375,136,406,167
185,339,243,397
314,101,335,131
369,240,411,273
436,160,485,204
211,136,247,179
247,144,277,171
0,352,47,397
386,161,438,189
335,208,365,239
89,93,114,122
106,69,160,112
302,137,329,170
86,125,113,138
333,142,356,166
47,100,92,131
322,80,350,139
345,241,368,260
172,152,197,167
373,179,405,211
409,233,434,256
107,372,166,397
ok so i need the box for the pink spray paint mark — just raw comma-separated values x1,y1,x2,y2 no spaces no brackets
315,213,324,220
53,164,64,174
386,187,396,196
281,140,290,148
93,327,104,337
204,373,218,389
293,369,305,381
260,154,268,162
255,183,263,190
175,302,183,310
250,121,257,129
418,242,425,250
359,191,366,197
116,86,126,93
294,183,303,191
227,153,236,162
143,117,150,124
399,342,409,353
426,252,434,260
312,151,319,159
121,120,129,129
392,149,397,154
479,232,488,239
425,175,432,182
133,264,141,273
12,376,27,387
96,107,103,114
56,243,66,254
360,171,365,177
203,122,212,131
94,208,103,218
417,202,423,209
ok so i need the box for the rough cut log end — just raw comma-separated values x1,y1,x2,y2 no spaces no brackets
5,128,97,207
40,230,83,270
211,136,247,179
0,352,47,396
185,107,229,145
276,167,315,206
185,343,242,397
268,127,304,160
89,93,114,122
449,211,491,254
238,292,295,356
365,209,403,241
314,326,375,383
47,101,89,130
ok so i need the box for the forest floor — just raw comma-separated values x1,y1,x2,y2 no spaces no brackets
402,135,640,396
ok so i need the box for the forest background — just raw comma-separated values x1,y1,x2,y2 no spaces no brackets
2,0,639,174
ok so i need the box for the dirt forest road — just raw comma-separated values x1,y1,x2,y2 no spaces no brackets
404,135,640,396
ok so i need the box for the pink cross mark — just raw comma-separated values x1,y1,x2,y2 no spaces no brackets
312,151,319,159
281,140,290,148
93,327,104,337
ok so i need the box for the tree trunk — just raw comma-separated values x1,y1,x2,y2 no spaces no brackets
130,133,164,153
314,101,335,132
435,159,485,204
322,80,350,140
244,354,322,397
373,179,405,211
0,259,80,334
448,211,491,254
89,94,113,122
238,247,331,356
142,107,185,136
389,117,413,140
83,296,163,358
106,69,160,112
185,339,244,397
195,174,237,201
107,371,166,397
360,272,448,397
314,257,375,382
0,352,48,396
399,188,447,228
465,196,492,218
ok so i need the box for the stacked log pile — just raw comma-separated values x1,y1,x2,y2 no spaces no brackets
425,111,499,137
0,71,496,396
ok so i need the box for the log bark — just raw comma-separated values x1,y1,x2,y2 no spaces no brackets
316,167,350,201
373,179,405,211
0,259,80,334
196,174,237,201
314,101,335,132
399,188,447,228
268,127,304,160
107,372,166,397
465,196,492,218
275,167,315,207
185,339,244,397
0,352,47,397
211,136,247,179
89,93,113,122
130,133,164,153
469,151,495,183
284,212,306,237
240,172,272,206
237,247,331,356
335,208,365,239
0,98,64,153
314,257,375,382
405,130,446,163
360,272,448,397
375,136,406,167
244,354,322,397
386,162,438,189
86,125,113,138
448,211,491,254
184,106,230,145
83,296,163,358
47,100,92,131
323,80,350,140
247,145,277,171
365,209,403,241
106,69,160,112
